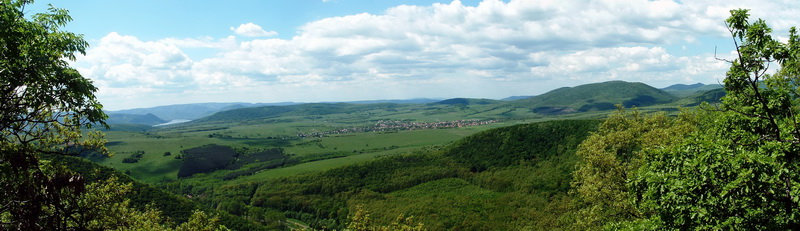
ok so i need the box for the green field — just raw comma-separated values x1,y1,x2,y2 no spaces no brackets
97,109,529,183
96,98,691,184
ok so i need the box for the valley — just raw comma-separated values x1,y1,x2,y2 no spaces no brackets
79,81,724,229
7,2,796,230
99,81,717,183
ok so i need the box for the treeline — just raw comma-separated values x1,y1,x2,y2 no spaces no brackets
177,145,291,179
444,120,597,172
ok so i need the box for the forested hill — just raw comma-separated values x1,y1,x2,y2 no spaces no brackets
515,80,678,113
433,98,501,105
106,113,167,126
194,103,405,122
108,102,300,121
444,120,598,172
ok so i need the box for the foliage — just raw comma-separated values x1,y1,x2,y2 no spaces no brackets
0,0,109,229
174,210,230,231
566,108,697,229
443,120,598,172
515,81,677,113
681,88,726,107
122,150,145,163
0,2,249,228
178,145,238,178
44,154,270,230
623,9,800,229
347,205,425,231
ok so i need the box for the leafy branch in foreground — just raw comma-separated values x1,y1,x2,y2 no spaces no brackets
0,0,108,229
611,9,800,230
0,1,227,230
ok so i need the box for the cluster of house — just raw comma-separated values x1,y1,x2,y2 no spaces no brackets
296,119,500,138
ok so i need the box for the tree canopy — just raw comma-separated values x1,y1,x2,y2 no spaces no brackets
0,0,109,229
0,1,228,230
568,9,800,230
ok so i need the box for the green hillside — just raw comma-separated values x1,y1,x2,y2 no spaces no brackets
161,119,600,230
515,81,678,114
661,83,723,97
106,113,166,126
195,103,406,123
676,88,726,106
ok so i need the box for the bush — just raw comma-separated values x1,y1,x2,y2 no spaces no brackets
122,151,145,163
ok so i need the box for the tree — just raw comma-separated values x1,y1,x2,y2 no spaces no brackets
624,9,800,229
346,205,425,231
567,107,696,229
174,210,230,231
0,0,109,229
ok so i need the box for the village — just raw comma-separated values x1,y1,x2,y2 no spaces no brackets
297,119,500,138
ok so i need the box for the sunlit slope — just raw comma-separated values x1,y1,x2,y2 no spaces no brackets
229,119,600,230
514,80,678,114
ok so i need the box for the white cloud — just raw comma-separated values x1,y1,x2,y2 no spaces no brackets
230,23,278,37
75,0,800,110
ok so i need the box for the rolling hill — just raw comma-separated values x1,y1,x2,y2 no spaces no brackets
108,102,295,121
514,80,678,114
661,83,724,97
195,103,407,123
433,98,502,105
677,87,727,106
106,113,167,126
106,81,715,126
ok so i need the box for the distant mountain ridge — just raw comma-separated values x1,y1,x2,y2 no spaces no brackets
501,95,533,101
660,83,723,97
434,98,501,105
662,83,706,91
108,102,296,121
106,113,166,126
106,81,724,125
196,103,405,123
107,99,441,121
328,98,442,104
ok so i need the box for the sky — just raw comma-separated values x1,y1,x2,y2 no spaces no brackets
28,0,800,110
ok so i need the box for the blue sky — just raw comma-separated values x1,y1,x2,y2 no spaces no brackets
29,0,800,110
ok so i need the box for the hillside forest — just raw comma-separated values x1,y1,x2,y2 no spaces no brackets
3,1,800,230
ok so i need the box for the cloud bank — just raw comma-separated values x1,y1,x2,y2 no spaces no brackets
73,0,800,110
